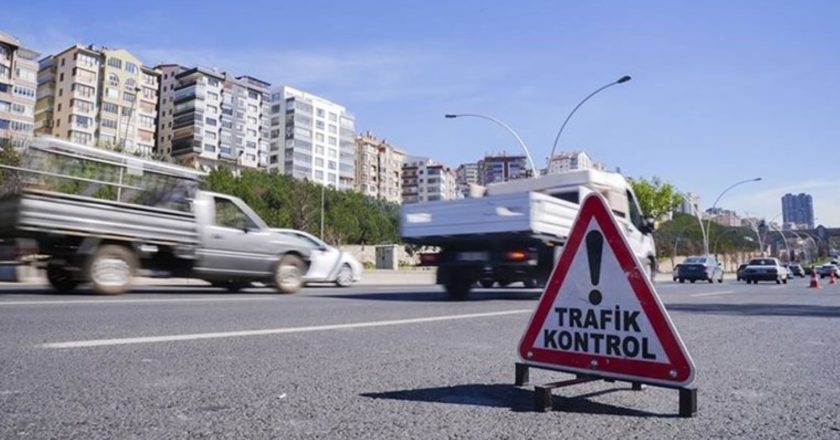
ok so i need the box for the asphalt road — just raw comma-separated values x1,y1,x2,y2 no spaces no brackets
1,277,839,439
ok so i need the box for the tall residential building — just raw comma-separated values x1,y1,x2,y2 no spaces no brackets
455,162,479,196
354,131,405,204
402,156,458,204
546,151,605,174
35,45,159,155
677,192,700,215
156,65,270,170
269,86,356,189
478,153,530,185
0,31,39,143
781,193,814,229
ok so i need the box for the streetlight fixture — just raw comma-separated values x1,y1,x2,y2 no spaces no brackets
704,177,762,255
548,75,632,162
444,113,539,177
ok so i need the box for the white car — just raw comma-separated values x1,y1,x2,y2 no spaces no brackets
272,229,362,287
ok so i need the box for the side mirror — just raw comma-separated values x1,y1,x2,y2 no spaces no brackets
641,217,655,234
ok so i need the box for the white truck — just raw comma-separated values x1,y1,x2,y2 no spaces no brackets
401,169,657,299
0,137,312,295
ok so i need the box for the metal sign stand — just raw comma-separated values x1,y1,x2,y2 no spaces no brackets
514,362,697,417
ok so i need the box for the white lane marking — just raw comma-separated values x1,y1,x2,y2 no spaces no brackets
0,297,276,306
40,309,532,349
690,290,735,298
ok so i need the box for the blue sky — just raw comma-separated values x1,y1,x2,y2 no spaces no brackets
4,0,839,225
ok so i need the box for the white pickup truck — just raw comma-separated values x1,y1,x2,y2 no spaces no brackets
401,169,657,299
0,137,311,295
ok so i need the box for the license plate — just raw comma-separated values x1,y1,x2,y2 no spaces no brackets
458,252,489,262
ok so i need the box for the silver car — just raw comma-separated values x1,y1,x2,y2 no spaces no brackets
272,229,363,287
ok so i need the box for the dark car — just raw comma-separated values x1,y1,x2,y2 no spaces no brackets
736,264,748,282
818,264,839,279
677,256,724,284
787,264,804,278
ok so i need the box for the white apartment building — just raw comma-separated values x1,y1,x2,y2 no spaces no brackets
36,45,159,155
156,65,270,169
269,86,356,189
402,156,458,204
455,162,478,197
0,31,38,144
546,151,605,174
354,131,405,204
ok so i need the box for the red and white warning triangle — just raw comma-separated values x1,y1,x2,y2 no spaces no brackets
518,192,695,387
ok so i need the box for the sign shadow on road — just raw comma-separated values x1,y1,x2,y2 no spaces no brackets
361,383,680,417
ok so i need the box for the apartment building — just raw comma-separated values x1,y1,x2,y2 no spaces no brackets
705,207,741,227
478,153,530,185
546,151,605,174
354,131,405,204
455,162,479,197
0,31,39,143
781,193,814,230
36,45,159,155
156,65,270,169
269,86,356,189
402,156,458,204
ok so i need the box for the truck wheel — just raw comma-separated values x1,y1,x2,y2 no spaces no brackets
46,263,79,293
479,279,494,288
88,245,136,295
275,254,305,294
444,275,472,300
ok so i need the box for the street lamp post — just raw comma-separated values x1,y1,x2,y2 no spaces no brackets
704,177,762,255
444,113,538,177
548,75,632,162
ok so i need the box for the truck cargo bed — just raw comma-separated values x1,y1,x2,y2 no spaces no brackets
0,190,198,247
401,192,578,245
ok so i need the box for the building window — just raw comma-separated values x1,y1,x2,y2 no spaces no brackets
125,63,138,74
107,58,122,69
328,112,337,122
207,91,219,101
205,117,217,126
315,120,325,130
102,102,118,113
125,78,136,89
204,143,216,152
207,78,219,87
101,118,118,129
72,83,95,98
12,85,36,98
77,53,98,68
328,136,337,146
328,124,337,134
315,158,324,167
123,91,136,102
205,130,217,140
316,108,325,118
108,73,119,87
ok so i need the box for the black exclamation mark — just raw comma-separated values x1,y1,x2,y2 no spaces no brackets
585,230,603,306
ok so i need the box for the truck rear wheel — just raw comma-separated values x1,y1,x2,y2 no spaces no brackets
88,245,136,295
46,263,79,293
274,254,305,294
444,274,472,300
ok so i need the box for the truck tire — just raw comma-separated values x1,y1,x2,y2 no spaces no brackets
46,263,79,293
274,254,305,294
444,274,472,300
88,245,136,295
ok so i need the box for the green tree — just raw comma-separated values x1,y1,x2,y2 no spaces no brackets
629,176,682,222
